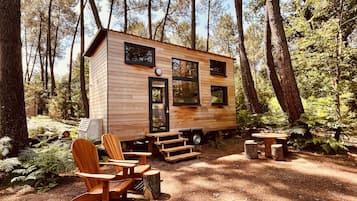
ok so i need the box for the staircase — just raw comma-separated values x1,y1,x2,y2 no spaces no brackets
147,131,201,162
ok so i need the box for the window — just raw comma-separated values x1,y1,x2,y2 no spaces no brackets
124,42,155,67
172,58,200,105
211,86,228,105
210,59,226,76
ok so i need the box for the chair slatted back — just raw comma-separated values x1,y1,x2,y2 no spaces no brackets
71,138,101,190
102,134,125,172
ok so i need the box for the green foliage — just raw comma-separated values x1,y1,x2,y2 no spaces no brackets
28,127,46,138
0,136,12,159
0,141,74,191
305,136,349,154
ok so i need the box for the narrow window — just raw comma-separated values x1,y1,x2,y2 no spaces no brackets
172,58,200,105
211,86,228,105
210,59,226,76
124,42,155,67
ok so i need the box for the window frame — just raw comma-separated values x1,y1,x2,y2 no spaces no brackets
211,85,228,106
172,58,200,106
124,42,156,67
209,59,226,77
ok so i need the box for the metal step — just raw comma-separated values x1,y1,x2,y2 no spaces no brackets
165,152,201,162
162,145,194,153
155,138,188,145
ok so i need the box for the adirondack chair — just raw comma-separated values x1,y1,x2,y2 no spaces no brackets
102,133,152,178
71,138,136,201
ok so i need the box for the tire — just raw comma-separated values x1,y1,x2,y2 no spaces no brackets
192,133,202,145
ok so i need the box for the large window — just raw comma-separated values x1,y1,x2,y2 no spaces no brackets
210,59,226,76
124,42,155,67
172,58,200,105
211,86,228,105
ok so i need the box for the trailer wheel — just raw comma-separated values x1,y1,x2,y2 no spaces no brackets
192,133,203,145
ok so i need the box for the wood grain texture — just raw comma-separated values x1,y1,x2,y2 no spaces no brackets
89,30,237,141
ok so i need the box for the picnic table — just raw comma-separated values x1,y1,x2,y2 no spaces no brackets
252,133,288,158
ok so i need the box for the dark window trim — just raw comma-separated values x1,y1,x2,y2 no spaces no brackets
211,85,228,106
210,59,227,77
148,77,169,133
172,58,200,106
124,42,155,67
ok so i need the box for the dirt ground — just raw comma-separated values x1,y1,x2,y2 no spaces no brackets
1,136,356,201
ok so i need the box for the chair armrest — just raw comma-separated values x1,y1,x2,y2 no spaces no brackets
108,159,139,164
123,152,152,156
75,172,115,181
99,161,136,168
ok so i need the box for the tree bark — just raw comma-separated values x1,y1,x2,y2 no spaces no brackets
191,0,196,49
80,0,89,117
334,0,343,121
88,0,102,29
0,0,28,155
235,0,262,113
124,0,128,33
37,15,45,87
160,0,171,42
46,0,53,94
266,0,304,122
148,0,152,39
264,6,286,112
49,23,59,96
107,0,114,29
206,0,211,51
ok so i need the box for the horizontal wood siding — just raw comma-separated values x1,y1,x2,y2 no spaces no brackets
89,38,108,133
106,31,236,140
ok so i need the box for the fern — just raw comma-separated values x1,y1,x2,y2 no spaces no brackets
0,157,21,172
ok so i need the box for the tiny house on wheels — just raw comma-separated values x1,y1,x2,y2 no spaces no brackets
84,29,237,161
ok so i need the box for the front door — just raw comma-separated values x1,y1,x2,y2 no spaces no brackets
149,77,169,133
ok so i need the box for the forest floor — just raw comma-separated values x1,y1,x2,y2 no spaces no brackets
1,135,356,201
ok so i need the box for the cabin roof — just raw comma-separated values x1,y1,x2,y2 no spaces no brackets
84,29,235,60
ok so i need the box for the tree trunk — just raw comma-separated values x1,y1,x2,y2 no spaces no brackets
264,6,286,112
206,0,211,51
334,0,343,121
107,0,114,29
124,0,128,33
46,0,53,94
68,14,81,117
191,0,196,49
148,0,152,39
49,23,59,96
37,15,45,87
160,0,171,42
0,0,28,156
266,0,304,122
88,0,102,29
80,0,89,117
235,0,262,113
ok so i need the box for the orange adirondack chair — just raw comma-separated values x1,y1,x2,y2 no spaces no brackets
71,138,136,201
102,133,152,178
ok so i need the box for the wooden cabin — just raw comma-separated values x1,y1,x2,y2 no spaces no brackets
84,29,237,142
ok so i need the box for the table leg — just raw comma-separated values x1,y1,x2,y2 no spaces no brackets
264,138,276,158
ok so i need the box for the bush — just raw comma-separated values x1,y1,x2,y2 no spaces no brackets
0,140,75,191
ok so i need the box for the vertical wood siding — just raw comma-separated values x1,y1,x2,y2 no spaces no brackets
90,30,236,141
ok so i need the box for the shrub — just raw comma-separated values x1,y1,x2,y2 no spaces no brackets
0,140,75,191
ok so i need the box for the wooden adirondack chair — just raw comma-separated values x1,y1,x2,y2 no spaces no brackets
71,138,136,201
102,133,152,178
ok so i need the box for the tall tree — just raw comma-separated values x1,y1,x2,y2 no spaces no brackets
266,0,304,122
191,0,196,49
88,0,103,29
124,0,128,33
148,0,152,39
160,0,171,42
264,6,286,112
235,0,262,113
206,0,211,51
0,0,28,155
80,0,89,117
